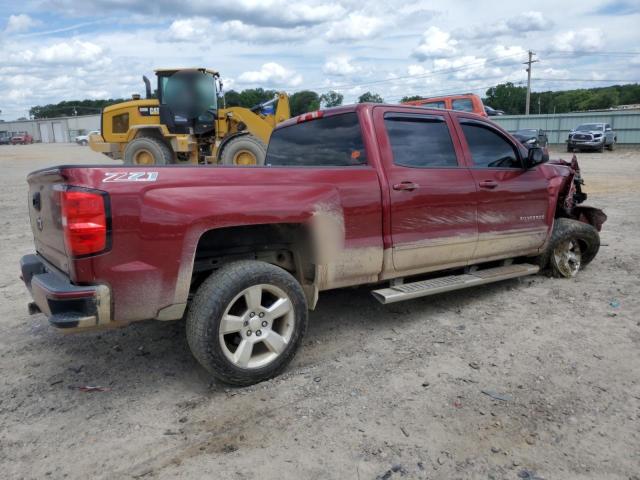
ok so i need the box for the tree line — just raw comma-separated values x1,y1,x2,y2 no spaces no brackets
25,83,640,119
483,82,640,115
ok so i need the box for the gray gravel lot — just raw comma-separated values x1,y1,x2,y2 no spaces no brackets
1,144,639,479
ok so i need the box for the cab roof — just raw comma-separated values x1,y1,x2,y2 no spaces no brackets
154,67,218,76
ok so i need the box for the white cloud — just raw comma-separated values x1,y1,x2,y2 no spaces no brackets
461,11,552,39
4,14,41,34
412,27,458,60
323,56,360,76
238,62,302,87
218,20,307,42
505,11,550,31
10,40,105,65
492,45,527,63
552,28,604,52
165,17,212,42
326,13,383,42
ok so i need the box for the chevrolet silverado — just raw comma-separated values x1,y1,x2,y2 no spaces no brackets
20,103,606,385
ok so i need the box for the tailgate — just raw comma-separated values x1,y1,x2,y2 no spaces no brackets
27,168,70,274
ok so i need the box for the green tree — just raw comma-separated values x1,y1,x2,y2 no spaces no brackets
358,91,384,103
224,89,243,107
320,91,344,108
29,99,125,119
237,88,278,108
289,90,321,116
400,95,423,103
483,82,527,114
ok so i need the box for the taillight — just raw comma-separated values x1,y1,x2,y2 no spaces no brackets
61,190,108,256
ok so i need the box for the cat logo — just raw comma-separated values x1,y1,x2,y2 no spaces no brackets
138,106,160,116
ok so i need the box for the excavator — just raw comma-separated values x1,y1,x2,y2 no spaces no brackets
90,68,290,165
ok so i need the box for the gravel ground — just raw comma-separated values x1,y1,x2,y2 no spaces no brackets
1,144,638,480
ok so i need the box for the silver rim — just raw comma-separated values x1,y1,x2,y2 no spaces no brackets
219,284,295,369
553,239,582,277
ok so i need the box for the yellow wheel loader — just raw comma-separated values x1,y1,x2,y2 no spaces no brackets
89,68,290,166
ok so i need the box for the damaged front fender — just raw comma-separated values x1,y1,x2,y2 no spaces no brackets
545,154,607,232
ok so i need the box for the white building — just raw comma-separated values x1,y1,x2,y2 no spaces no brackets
0,114,101,143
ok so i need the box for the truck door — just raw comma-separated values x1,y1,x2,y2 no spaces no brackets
454,116,549,260
373,107,478,274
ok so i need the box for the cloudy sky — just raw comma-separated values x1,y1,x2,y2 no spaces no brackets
0,0,639,119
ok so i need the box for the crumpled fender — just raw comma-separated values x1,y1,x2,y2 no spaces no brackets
542,154,607,231
572,206,607,232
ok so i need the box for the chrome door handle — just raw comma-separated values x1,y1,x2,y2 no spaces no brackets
393,181,419,191
479,180,498,189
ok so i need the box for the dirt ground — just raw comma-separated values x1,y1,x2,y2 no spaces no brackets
1,143,638,480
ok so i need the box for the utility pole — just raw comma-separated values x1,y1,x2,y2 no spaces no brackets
523,50,538,115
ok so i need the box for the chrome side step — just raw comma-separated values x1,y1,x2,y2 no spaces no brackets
371,263,539,304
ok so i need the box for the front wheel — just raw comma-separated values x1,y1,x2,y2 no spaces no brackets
186,261,308,386
539,218,600,278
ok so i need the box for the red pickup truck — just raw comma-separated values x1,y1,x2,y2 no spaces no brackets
21,104,606,385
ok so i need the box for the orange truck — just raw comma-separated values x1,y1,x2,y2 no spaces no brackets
403,93,494,117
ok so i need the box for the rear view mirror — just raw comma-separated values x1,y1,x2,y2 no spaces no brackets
525,147,544,168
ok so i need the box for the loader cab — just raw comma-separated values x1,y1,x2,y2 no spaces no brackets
156,68,218,135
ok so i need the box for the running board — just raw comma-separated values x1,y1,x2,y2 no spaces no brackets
371,263,539,304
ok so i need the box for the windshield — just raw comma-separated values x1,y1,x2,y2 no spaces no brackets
576,124,603,132
160,71,217,118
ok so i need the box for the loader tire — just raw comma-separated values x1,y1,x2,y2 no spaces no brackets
124,136,174,165
537,218,600,278
186,261,308,386
220,135,267,166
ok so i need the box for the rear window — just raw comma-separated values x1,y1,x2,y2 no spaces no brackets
266,112,367,167
452,98,474,112
421,101,446,109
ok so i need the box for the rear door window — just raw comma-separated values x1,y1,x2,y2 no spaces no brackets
265,112,366,166
452,98,474,112
461,121,521,169
384,113,459,168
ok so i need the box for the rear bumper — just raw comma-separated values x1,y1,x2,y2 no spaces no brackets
20,254,111,330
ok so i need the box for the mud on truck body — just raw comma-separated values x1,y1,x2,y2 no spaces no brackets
21,103,606,386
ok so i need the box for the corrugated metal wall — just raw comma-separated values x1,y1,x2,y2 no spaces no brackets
492,110,640,145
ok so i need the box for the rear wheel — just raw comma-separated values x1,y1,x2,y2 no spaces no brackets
538,218,600,278
220,135,267,166
186,260,308,386
123,136,174,165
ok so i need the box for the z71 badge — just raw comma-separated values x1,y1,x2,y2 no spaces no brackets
103,172,158,182
138,106,160,116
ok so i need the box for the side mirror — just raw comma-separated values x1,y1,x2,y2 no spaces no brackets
525,147,544,168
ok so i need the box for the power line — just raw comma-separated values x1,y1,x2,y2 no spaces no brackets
299,52,530,92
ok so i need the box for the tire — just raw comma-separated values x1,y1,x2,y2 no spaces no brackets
123,136,174,165
566,145,573,153
186,260,308,386
597,142,605,153
538,218,600,278
80,140,88,146
220,135,267,166
607,141,615,151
